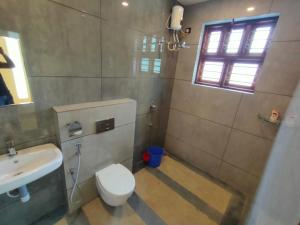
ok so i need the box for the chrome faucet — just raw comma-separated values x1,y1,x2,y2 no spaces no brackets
7,140,17,157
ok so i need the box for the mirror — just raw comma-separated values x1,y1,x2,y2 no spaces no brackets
0,30,32,107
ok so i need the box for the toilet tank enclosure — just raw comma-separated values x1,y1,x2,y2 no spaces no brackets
53,98,137,213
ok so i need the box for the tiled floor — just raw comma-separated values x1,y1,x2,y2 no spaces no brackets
53,156,244,225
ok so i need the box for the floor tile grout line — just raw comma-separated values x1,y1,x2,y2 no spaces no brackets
155,157,245,225
166,154,245,199
147,165,245,225
128,192,167,225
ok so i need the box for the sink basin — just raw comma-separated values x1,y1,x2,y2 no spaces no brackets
0,144,63,195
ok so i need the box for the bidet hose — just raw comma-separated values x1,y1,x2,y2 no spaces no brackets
70,143,81,204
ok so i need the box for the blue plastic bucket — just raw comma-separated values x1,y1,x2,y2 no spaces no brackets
147,146,164,168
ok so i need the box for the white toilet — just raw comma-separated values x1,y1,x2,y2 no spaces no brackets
95,163,135,206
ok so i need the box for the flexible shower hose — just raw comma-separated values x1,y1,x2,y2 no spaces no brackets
69,143,81,204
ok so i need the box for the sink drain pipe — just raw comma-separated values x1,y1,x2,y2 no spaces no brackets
19,185,30,203
6,185,30,203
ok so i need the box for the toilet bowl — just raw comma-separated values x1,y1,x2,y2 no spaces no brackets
95,164,135,206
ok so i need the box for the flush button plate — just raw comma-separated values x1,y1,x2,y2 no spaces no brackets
96,118,115,134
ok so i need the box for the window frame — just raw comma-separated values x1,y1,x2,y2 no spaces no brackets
195,16,279,93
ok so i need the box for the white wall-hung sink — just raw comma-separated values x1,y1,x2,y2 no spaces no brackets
0,144,63,195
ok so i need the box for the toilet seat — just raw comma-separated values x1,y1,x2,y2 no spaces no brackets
95,164,135,206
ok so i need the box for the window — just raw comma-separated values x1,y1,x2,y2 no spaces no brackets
195,16,278,92
141,57,150,72
153,58,161,74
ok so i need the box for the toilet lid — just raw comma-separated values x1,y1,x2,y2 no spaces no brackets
96,164,135,196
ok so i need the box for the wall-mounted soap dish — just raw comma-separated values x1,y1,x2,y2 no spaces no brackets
257,114,281,126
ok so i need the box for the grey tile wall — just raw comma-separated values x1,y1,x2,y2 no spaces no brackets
50,0,101,16
165,0,299,205
0,0,177,224
256,41,300,96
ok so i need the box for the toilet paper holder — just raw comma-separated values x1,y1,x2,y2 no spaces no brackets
66,121,83,137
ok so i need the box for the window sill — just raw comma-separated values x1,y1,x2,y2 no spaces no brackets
192,82,255,95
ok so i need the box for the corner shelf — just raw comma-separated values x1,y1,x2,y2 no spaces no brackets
257,114,281,126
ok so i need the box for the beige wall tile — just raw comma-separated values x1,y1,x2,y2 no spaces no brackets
192,85,242,127
256,42,300,96
167,109,198,144
175,45,199,81
184,1,223,45
233,92,290,139
223,130,273,176
271,0,300,41
218,162,260,197
167,109,231,157
185,145,222,177
159,78,174,110
184,0,272,45
160,49,178,78
171,80,196,115
164,134,222,177
165,134,188,160
217,0,272,19
171,81,242,126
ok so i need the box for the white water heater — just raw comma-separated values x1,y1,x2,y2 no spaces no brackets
167,5,189,51
170,5,184,31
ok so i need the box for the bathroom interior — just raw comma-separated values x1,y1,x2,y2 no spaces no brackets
0,0,299,224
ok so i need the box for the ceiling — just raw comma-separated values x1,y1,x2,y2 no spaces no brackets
178,0,209,5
